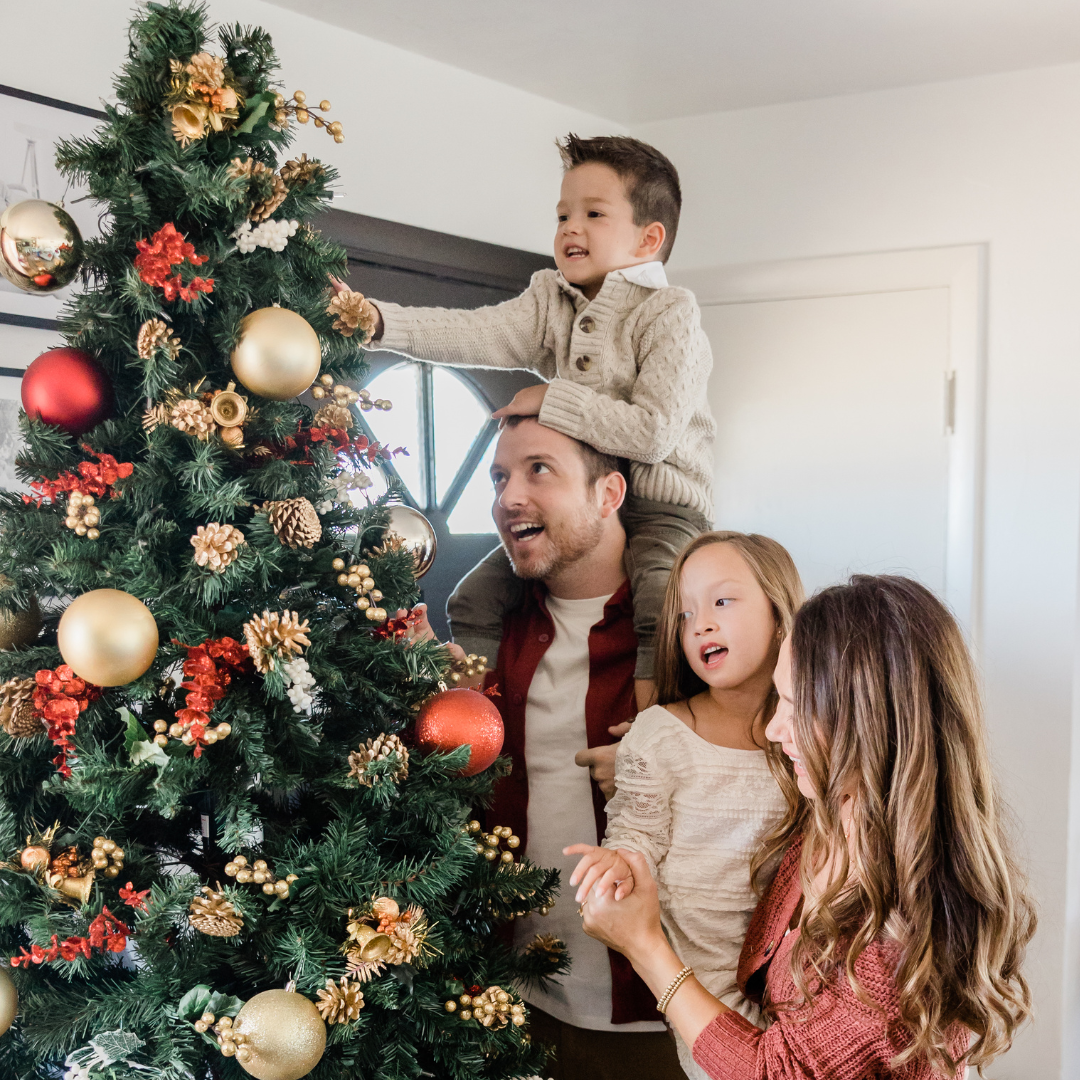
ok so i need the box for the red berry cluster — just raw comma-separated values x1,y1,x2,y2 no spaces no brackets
10,906,131,968
135,222,214,302
33,665,103,778
24,447,133,508
174,636,251,758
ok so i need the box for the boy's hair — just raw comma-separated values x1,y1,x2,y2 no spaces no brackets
502,414,620,487
557,134,682,262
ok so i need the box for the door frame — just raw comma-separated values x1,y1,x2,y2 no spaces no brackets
671,244,987,648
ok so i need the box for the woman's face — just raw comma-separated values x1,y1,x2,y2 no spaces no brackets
766,637,816,799
679,543,779,692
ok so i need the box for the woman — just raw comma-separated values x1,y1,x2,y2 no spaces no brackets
570,575,1034,1078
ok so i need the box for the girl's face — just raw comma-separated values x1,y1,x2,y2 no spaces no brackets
679,542,779,694
765,638,816,799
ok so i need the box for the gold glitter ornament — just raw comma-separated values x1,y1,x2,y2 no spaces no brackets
189,886,243,937
315,977,365,1025
260,497,322,550
232,989,326,1080
136,318,181,360
347,733,409,786
0,678,40,738
191,522,246,572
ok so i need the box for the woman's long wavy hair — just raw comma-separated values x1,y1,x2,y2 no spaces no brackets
754,575,1035,1075
654,531,805,852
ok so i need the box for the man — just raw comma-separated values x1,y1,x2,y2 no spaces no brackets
452,415,685,1080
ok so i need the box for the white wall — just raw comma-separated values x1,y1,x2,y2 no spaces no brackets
637,65,1080,1078
1,0,618,255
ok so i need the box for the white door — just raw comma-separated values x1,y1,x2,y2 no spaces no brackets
674,246,985,638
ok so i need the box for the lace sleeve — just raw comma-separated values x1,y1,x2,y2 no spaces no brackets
602,717,673,879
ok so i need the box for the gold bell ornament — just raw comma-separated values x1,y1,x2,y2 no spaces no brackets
0,199,84,292
230,307,321,401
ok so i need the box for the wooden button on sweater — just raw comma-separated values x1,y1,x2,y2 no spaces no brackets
579,315,595,332
575,356,591,371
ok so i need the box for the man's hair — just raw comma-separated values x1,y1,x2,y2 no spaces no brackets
557,134,682,262
503,414,620,487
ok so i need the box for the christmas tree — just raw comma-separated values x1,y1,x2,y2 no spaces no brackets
0,3,563,1078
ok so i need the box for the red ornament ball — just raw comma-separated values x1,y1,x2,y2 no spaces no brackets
21,347,112,436
414,688,504,776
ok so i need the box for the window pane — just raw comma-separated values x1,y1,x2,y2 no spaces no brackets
432,367,490,505
447,435,498,535
363,363,425,505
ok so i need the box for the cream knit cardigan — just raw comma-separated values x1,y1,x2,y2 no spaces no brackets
372,267,716,517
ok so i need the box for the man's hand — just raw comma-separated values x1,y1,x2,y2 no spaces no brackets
492,383,548,423
574,721,632,800
328,275,384,340
564,843,637,903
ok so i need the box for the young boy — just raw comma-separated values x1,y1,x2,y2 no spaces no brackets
354,134,714,706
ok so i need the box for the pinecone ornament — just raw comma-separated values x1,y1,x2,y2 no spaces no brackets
524,932,567,965
385,924,419,966
185,51,225,90
348,733,409,786
261,497,322,549
327,288,378,340
0,677,41,738
169,398,217,439
189,886,243,937
191,523,246,572
228,157,287,222
136,318,181,360
315,977,365,1025
279,153,325,187
242,609,311,673
313,403,353,430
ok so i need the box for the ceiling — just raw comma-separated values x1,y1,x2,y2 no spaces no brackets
265,0,1080,123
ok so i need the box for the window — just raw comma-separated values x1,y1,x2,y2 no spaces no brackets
360,361,499,535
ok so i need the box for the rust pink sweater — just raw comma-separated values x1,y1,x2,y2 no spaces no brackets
692,836,967,1080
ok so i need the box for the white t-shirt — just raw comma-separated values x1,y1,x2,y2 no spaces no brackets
515,592,666,1033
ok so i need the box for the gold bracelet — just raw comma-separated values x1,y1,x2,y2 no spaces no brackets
656,965,693,1013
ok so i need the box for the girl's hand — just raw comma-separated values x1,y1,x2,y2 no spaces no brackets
564,844,636,902
492,383,548,422
327,275,384,340
577,849,667,964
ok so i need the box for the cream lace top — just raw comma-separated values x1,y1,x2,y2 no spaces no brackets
603,705,787,1064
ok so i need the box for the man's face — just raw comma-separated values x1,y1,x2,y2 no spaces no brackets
489,419,605,581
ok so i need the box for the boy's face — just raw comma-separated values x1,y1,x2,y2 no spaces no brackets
554,162,664,296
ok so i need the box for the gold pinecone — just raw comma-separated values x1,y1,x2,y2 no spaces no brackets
251,173,287,222
189,886,243,937
0,678,41,738
191,523,246,572
242,609,311,674
315,977,365,1025
524,932,567,964
385,924,420,966
347,733,409,786
169,398,217,440
185,51,225,90
137,318,181,361
279,154,325,187
313,403,354,430
261,497,322,550
326,289,378,340
228,157,287,222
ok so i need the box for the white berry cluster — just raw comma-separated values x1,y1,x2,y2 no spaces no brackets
233,218,299,253
281,656,317,713
315,470,373,514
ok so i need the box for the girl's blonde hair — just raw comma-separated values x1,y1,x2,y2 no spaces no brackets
761,575,1034,1075
654,532,805,876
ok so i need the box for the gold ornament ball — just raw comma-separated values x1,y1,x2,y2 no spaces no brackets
0,199,84,293
0,594,41,651
57,589,159,686
234,989,327,1080
231,308,322,401
0,966,16,1037
385,504,437,578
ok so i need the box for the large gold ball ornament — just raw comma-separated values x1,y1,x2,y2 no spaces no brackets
0,966,17,1037
234,989,327,1080
0,199,84,293
231,308,322,401
385,504,437,578
0,595,41,651
57,589,159,686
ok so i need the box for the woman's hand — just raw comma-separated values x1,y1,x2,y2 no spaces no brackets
565,844,637,902
328,275,384,340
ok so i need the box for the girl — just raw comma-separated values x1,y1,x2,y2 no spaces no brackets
569,531,804,1079
574,575,1035,1079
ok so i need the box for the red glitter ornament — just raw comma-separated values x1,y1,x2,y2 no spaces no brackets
414,688,504,777
21,348,112,436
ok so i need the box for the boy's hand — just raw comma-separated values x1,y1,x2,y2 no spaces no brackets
564,844,637,902
574,721,632,800
492,383,547,423
328,275,384,341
